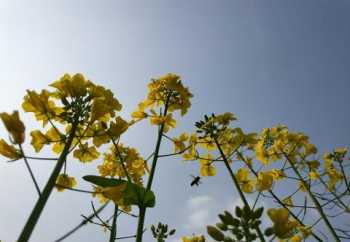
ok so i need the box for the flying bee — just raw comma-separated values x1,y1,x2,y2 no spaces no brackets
190,175,202,187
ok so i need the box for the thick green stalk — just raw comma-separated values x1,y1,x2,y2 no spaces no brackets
214,139,266,242
286,155,340,242
135,98,170,242
109,205,118,242
17,121,78,242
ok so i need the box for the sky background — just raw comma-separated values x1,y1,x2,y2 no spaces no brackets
0,1,349,242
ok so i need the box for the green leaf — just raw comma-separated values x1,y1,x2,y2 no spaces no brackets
83,175,124,187
83,175,156,208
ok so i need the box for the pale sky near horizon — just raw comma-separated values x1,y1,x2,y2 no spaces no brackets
0,1,349,242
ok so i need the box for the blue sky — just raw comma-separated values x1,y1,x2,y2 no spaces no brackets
0,1,349,241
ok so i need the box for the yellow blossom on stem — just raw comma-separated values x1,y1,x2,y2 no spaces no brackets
30,130,50,152
108,116,129,138
236,168,255,193
22,90,64,126
147,73,193,115
50,73,89,98
282,196,294,207
289,235,302,242
173,133,189,153
0,139,22,159
183,134,198,160
45,127,65,154
56,174,77,192
309,171,320,181
256,171,274,191
73,143,100,163
0,111,25,144
199,154,216,176
101,184,127,204
150,113,176,133
267,208,299,239
131,101,148,122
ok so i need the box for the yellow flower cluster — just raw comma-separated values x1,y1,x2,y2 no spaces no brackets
98,144,147,185
267,207,312,241
323,148,347,191
255,125,317,165
24,73,126,159
131,73,193,132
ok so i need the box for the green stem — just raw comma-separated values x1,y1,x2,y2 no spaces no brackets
285,155,340,242
17,121,79,242
136,97,170,242
19,145,41,196
109,205,118,242
214,138,266,242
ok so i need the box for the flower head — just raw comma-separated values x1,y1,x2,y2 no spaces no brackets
0,111,25,144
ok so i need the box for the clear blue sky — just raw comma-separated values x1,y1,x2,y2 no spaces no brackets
0,1,349,241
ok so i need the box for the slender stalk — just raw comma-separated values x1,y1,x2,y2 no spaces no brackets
285,154,341,242
135,97,170,242
54,202,109,242
19,145,41,196
17,121,79,242
214,138,266,242
109,205,118,242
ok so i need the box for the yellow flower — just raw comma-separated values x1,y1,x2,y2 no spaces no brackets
298,181,308,192
199,136,216,151
0,111,25,144
299,226,312,238
256,171,274,191
173,133,189,152
270,169,286,180
91,98,112,122
131,101,148,122
182,235,205,242
93,186,109,203
101,184,127,204
22,90,64,126
30,130,50,152
236,168,255,193
214,112,236,126
183,134,198,160
335,147,347,156
46,127,64,154
255,141,270,165
199,154,216,176
282,196,294,207
56,174,77,192
73,143,100,163
0,139,22,159
147,73,193,115
150,113,176,133
289,235,302,242
108,116,129,138
309,171,319,181
50,73,88,98
267,208,299,239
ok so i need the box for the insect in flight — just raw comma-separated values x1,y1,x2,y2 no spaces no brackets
190,175,202,187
